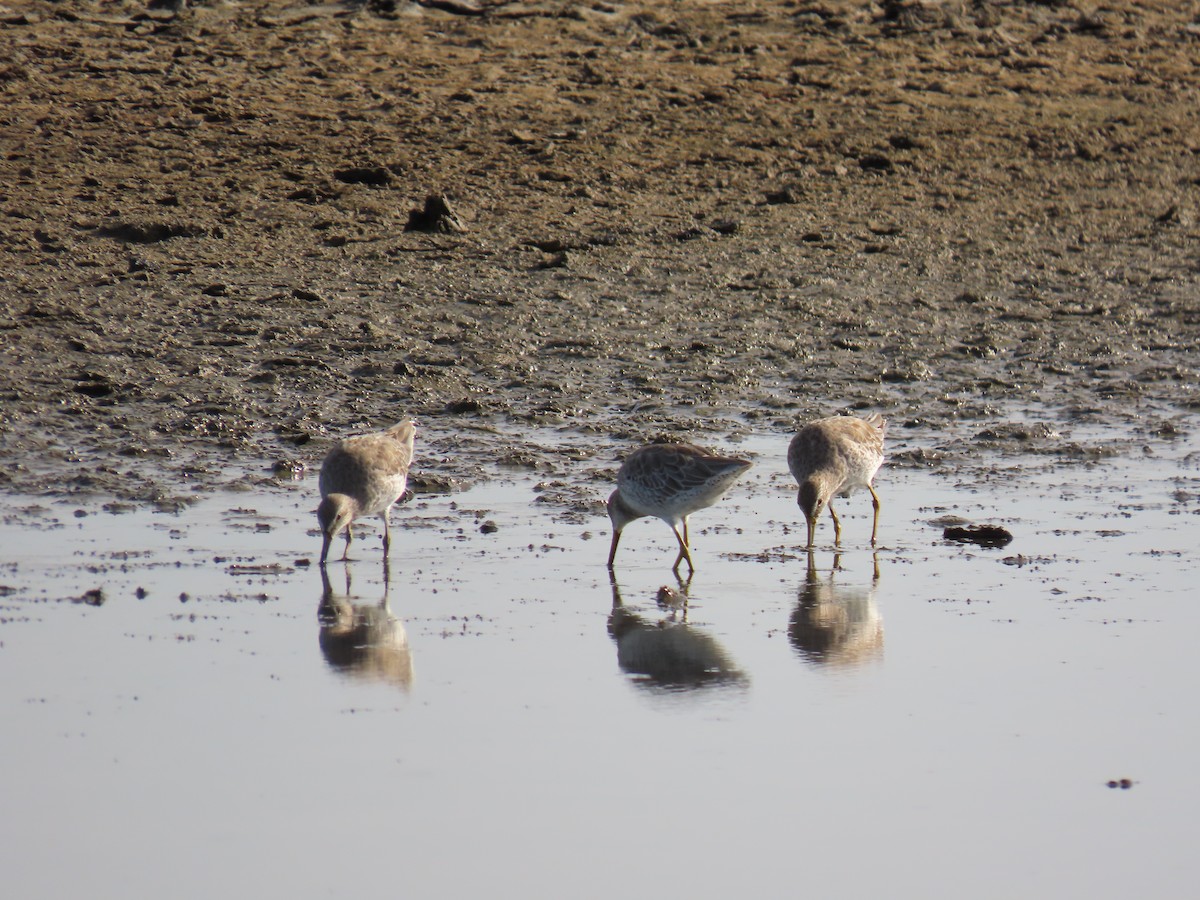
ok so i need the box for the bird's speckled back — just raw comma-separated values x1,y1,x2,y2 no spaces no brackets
788,415,885,492
617,442,752,521
319,421,416,516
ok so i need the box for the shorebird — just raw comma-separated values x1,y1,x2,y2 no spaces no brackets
788,414,886,548
606,441,752,573
317,420,416,564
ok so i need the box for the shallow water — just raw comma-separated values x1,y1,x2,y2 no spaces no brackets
2,430,1198,899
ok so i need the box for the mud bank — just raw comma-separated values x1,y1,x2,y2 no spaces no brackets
2,1,1198,507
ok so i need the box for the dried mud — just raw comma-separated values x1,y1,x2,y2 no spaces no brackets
2,0,1199,508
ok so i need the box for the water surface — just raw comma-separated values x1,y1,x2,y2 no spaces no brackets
2,431,1197,899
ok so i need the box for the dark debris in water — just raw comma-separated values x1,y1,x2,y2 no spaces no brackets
227,563,291,577
69,588,105,606
944,525,1014,548
656,585,687,610
1001,554,1054,567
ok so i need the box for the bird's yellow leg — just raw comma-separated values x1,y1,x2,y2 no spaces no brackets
868,484,882,545
671,524,695,574
828,502,842,546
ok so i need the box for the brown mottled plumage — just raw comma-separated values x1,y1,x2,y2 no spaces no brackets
788,414,886,548
607,442,752,573
317,420,415,564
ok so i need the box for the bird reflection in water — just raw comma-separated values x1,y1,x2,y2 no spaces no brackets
789,551,882,669
318,560,414,690
607,572,747,692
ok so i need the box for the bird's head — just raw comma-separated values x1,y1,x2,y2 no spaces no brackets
798,480,824,523
606,489,639,567
317,494,356,564
798,480,824,548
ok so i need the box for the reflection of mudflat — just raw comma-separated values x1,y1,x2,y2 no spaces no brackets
608,575,747,692
789,552,882,669
318,563,413,690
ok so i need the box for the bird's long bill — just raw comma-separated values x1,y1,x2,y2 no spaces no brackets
607,528,622,567
805,516,816,550
320,532,333,565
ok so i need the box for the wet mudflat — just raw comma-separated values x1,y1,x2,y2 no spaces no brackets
4,1,1200,502
2,428,1197,899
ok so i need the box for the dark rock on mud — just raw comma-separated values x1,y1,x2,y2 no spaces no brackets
944,525,1015,549
333,166,393,187
405,194,468,234
95,220,208,243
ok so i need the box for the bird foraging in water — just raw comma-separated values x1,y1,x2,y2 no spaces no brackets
607,442,752,574
788,414,886,549
317,420,416,565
